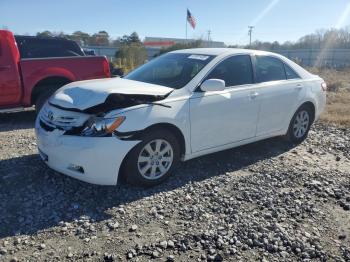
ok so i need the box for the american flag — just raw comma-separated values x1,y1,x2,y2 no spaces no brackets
187,9,196,29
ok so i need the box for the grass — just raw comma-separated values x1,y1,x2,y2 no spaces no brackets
308,67,350,127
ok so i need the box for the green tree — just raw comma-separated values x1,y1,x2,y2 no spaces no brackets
119,32,141,45
114,32,147,71
36,30,54,37
129,32,141,43
89,31,110,46
115,44,147,68
69,31,91,46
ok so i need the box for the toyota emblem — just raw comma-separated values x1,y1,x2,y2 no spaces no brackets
47,111,54,121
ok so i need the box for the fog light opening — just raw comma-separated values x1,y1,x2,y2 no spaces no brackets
68,164,85,174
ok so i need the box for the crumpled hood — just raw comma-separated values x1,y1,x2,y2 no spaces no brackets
49,78,173,111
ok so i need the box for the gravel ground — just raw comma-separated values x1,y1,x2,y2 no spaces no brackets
0,111,349,262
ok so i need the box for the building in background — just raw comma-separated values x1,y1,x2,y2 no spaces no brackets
144,36,225,49
84,36,226,61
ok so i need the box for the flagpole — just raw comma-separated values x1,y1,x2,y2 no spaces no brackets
185,9,188,43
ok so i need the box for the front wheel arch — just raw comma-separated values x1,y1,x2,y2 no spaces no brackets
119,127,181,186
117,123,185,185
143,123,186,158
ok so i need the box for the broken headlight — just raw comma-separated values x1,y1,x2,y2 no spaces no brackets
81,116,125,137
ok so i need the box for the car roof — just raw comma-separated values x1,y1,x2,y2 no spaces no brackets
170,48,279,57
170,48,314,80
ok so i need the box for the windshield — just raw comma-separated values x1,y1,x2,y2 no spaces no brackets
124,53,215,89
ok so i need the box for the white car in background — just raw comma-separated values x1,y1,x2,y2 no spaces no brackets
35,48,327,186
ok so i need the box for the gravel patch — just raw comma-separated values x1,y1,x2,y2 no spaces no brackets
0,111,349,261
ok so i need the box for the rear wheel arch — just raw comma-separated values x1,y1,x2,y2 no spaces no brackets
285,101,315,143
298,101,315,123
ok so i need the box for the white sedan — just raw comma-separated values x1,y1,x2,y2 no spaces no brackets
36,48,327,186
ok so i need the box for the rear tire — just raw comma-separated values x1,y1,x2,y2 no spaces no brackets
123,129,180,187
286,105,313,144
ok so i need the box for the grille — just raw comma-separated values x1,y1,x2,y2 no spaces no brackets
40,105,82,131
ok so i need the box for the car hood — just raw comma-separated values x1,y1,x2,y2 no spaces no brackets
49,78,174,112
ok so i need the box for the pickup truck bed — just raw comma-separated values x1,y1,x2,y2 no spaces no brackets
0,30,110,112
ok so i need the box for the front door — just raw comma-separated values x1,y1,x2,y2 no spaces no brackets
190,55,261,152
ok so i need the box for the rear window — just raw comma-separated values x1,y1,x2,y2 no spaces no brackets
256,56,286,83
15,37,85,59
284,63,300,79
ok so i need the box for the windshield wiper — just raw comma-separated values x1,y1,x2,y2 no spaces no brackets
143,101,172,108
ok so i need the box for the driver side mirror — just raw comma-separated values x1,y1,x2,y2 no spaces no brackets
200,79,226,92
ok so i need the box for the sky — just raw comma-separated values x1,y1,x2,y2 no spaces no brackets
1,0,350,45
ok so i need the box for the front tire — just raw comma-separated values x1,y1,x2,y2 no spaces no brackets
286,105,313,143
123,129,180,187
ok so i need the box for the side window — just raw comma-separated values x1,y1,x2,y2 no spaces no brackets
16,38,83,58
206,55,253,87
284,63,300,80
256,56,286,83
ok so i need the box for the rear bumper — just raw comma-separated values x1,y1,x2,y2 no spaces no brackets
35,119,139,185
315,92,327,121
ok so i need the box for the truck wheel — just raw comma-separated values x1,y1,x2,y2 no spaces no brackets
123,129,180,187
35,87,57,113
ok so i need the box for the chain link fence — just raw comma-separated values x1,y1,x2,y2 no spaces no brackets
273,49,350,68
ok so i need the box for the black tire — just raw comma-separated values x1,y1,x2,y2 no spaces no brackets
35,86,58,113
286,104,314,144
123,129,180,187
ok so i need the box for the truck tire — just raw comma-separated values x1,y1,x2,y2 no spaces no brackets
34,86,58,113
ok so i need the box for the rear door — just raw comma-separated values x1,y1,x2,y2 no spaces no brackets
0,31,22,106
190,55,261,152
254,55,306,136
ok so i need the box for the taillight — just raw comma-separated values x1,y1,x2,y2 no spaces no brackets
321,82,327,92
103,59,111,78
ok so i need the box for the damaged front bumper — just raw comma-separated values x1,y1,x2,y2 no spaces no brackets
35,118,139,185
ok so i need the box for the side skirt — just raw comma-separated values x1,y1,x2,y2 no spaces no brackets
183,130,286,161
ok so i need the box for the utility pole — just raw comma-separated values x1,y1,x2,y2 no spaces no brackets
248,26,254,47
207,30,211,47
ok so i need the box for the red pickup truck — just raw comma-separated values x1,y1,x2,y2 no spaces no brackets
0,30,111,112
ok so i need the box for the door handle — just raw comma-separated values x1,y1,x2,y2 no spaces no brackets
295,84,303,90
250,92,259,99
0,65,11,71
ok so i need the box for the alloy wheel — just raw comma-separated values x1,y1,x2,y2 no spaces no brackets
293,110,310,138
137,139,174,180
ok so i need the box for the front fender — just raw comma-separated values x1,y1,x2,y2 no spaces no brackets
115,99,191,156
